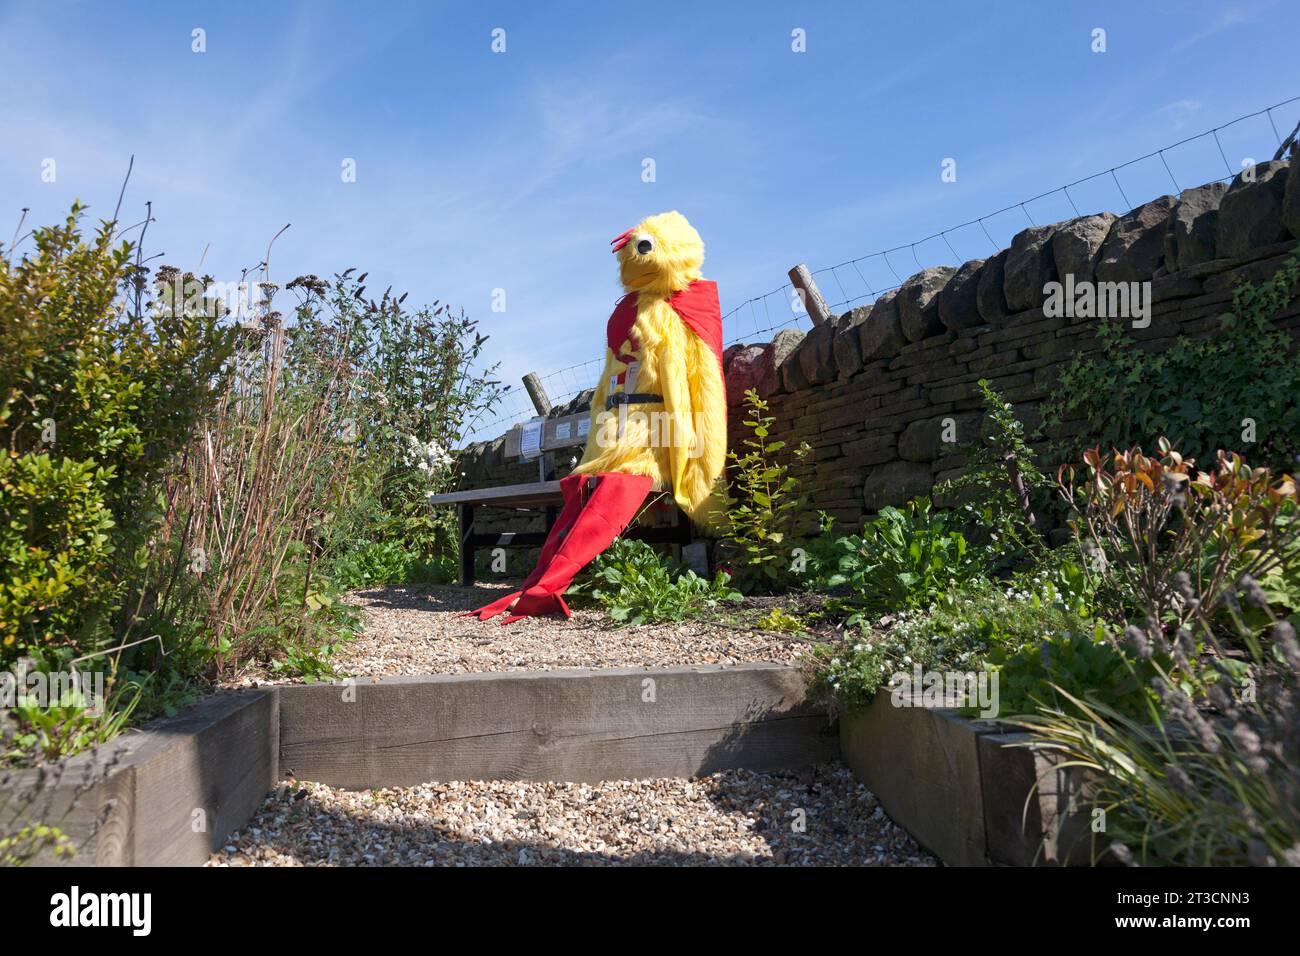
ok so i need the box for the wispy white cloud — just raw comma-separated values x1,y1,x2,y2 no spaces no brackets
1173,3,1267,51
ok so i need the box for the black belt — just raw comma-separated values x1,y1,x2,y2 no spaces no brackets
605,392,663,411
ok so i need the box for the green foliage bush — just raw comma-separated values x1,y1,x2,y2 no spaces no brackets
0,455,115,655
1,207,500,762
815,497,984,624
806,577,1093,715
939,378,1049,568
576,538,741,626
1018,612,1300,866
328,540,454,590
4,681,140,765
715,388,808,593
324,280,503,577
0,206,230,666
136,271,498,678
1043,245,1300,473
1015,441,1300,866
985,627,1157,721
754,606,805,633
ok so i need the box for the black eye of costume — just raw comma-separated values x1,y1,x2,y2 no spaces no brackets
636,238,653,255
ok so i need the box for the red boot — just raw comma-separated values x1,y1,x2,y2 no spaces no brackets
467,473,586,621
500,472,653,625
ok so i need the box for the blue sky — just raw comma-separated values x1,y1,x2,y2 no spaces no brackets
2,0,1297,440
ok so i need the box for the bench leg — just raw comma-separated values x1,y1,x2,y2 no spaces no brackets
459,503,476,586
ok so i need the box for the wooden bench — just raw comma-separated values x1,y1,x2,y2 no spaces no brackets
431,412,693,585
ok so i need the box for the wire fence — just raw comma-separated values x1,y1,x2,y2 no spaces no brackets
463,94,1300,445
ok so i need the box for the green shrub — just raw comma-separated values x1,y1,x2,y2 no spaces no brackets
755,606,805,633
1043,244,1300,473
816,497,984,623
1017,615,1300,866
939,379,1049,568
3,680,140,766
985,626,1157,721
334,281,504,567
0,455,115,654
140,271,491,677
0,206,230,667
329,540,453,589
577,538,741,626
806,580,1089,715
1058,441,1300,636
715,388,808,592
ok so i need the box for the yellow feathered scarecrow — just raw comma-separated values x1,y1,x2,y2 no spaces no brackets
472,211,727,624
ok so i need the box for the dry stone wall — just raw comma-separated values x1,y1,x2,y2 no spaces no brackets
458,155,1300,536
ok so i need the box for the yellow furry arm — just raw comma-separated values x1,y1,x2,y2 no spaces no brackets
658,312,727,529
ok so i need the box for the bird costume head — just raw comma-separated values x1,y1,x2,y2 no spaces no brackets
610,210,704,296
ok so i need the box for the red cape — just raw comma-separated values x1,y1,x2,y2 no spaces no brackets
606,280,724,371
669,280,724,372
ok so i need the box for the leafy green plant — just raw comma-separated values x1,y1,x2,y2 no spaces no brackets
116,660,205,723
1043,244,1300,473
715,388,809,592
1017,546,1096,618
568,536,669,600
580,538,741,626
806,580,1089,715
939,379,1049,567
1017,612,1300,866
0,454,116,655
818,497,984,624
985,626,1158,721
3,680,140,765
269,641,344,684
331,279,504,568
1011,472,1300,867
141,269,485,678
328,540,452,589
755,606,805,633
0,206,231,667
0,823,74,866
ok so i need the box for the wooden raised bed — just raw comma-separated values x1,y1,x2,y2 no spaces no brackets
7,666,1095,867
838,692,1096,866
6,663,836,866
4,689,277,867
277,663,837,788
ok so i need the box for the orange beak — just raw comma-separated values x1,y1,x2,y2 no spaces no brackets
609,228,633,253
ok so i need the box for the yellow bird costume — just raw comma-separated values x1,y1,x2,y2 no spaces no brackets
471,211,727,624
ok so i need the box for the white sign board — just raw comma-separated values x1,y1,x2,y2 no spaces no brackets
519,419,543,459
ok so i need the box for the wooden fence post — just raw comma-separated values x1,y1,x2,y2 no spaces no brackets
522,372,552,416
788,263,833,327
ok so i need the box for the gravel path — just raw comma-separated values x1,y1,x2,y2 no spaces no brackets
320,583,819,679
208,763,936,867
209,585,925,867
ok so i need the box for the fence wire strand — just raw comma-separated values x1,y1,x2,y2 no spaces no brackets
465,94,1300,444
